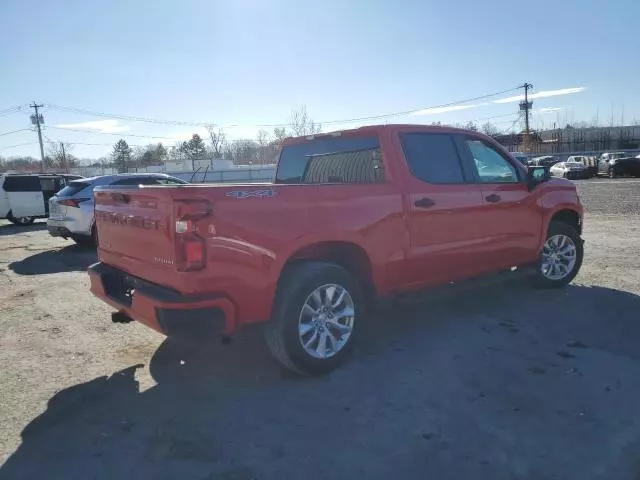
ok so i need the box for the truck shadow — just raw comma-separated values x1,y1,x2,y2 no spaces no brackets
8,244,97,275
0,222,48,237
2,283,640,479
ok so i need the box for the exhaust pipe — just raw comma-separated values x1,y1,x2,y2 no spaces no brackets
112,311,133,324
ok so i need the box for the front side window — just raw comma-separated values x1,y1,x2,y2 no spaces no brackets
465,140,519,183
276,136,384,184
400,133,465,184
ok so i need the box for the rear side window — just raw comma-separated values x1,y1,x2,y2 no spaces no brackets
39,177,57,191
2,176,42,192
276,136,384,184
112,177,160,186
401,133,465,184
57,181,91,197
153,177,188,185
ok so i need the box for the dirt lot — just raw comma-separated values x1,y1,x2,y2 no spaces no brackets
1,179,639,480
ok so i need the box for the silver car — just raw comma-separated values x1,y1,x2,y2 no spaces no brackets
47,173,187,246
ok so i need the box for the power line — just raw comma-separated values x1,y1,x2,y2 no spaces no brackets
0,128,32,137
0,105,26,118
44,86,522,129
0,141,39,151
47,125,179,141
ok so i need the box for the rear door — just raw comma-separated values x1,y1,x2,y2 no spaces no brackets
458,136,542,269
4,176,45,217
397,131,487,287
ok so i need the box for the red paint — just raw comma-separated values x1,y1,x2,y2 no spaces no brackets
90,124,583,335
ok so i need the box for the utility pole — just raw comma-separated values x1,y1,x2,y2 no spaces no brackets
519,83,533,152
30,102,46,171
61,142,68,173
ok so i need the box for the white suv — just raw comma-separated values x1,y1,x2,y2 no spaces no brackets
47,173,187,246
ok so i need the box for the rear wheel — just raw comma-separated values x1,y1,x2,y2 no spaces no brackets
71,234,94,247
7,211,35,225
532,221,583,289
264,262,364,375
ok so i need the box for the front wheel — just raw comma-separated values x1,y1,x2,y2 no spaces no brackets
264,262,364,375
532,222,583,289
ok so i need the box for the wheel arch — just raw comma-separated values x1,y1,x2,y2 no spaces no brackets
276,241,376,304
550,209,582,235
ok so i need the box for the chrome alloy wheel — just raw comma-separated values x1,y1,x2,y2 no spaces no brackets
541,234,577,281
298,284,355,359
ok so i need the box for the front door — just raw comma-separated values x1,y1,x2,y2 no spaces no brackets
459,137,543,269
4,176,45,218
398,131,487,288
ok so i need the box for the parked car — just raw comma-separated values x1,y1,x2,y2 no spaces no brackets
550,161,590,179
510,152,529,165
47,173,187,246
88,125,584,375
597,154,640,178
0,173,82,225
600,152,628,163
529,156,560,167
568,155,598,177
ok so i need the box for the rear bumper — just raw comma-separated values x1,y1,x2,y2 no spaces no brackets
47,213,92,237
88,262,237,338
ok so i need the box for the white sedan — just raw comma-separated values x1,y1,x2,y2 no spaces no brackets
549,162,590,179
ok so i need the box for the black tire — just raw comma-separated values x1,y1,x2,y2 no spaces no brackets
6,211,35,225
71,234,94,247
532,221,583,289
264,261,365,375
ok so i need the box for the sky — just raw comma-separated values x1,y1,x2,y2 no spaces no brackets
1,0,639,160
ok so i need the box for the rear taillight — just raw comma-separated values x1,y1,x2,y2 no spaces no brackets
174,199,212,271
58,198,90,208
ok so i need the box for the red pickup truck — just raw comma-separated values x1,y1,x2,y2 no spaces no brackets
89,124,583,374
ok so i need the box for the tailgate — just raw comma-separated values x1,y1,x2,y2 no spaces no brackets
94,187,176,269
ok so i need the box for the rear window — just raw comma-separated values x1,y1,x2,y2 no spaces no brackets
57,181,91,197
275,136,384,184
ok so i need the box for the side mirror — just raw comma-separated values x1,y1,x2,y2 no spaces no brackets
527,166,550,191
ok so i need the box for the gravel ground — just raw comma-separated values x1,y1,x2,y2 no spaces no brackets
0,179,639,480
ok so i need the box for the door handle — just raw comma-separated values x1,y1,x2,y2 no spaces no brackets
414,197,436,208
485,194,501,203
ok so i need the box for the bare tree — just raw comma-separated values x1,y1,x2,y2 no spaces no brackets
255,129,274,164
289,105,321,136
206,124,227,159
481,122,500,136
46,141,77,172
273,127,288,143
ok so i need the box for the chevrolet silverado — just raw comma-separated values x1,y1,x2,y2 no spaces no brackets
89,124,584,374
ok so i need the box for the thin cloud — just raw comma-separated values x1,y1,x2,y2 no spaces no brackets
493,87,586,104
537,107,566,114
162,125,264,143
55,119,131,133
411,104,477,116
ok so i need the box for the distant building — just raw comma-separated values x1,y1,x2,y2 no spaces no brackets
494,125,640,156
